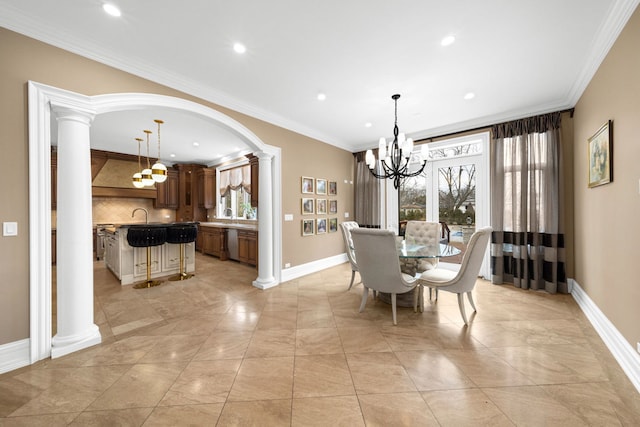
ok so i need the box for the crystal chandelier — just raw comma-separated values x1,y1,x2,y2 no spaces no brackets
365,94,428,189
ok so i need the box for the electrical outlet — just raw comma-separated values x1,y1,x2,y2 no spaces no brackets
284,263,291,268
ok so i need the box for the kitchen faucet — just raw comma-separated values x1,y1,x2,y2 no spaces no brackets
132,208,149,224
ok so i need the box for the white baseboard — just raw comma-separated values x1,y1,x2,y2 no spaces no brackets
570,278,640,394
280,253,348,283
0,338,30,374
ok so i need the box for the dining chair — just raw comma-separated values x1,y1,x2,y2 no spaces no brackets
340,221,360,290
350,228,418,325
403,220,441,299
416,226,492,325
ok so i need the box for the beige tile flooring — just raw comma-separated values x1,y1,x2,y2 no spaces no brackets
2,253,640,426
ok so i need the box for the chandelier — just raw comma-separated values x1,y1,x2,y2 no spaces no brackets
365,94,427,189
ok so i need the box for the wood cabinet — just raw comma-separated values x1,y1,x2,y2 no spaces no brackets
238,229,258,266
246,154,259,208
51,151,57,209
176,164,207,222
155,168,179,209
199,226,229,260
197,167,216,209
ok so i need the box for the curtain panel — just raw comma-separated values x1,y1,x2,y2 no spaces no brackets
353,152,381,228
219,165,251,197
490,112,567,293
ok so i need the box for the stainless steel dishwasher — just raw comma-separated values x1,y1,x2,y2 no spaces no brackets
227,228,239,261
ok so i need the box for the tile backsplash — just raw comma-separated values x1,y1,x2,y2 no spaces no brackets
52,197,176,228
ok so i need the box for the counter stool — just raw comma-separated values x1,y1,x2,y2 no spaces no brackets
126,226,167,289
167,224,198,281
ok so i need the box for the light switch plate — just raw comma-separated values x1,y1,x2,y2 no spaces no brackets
3,222,18,236
284,214,293,221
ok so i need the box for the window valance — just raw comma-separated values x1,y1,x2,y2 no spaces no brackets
219,165,251,196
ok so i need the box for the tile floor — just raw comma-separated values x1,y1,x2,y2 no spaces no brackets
1,253,640,426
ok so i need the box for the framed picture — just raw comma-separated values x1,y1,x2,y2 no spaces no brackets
329,218,338,233
317,218,327,234
316,198,327,215
302,176,315,194
329,199,337,214
316,178,327,195
302,197,315,214
588,120,613,188
328,181,337,196
302,219,315,236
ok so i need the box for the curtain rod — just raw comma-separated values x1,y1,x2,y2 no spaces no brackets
414,107,574,144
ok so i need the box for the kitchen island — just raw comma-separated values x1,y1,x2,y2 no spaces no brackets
104,223,197,286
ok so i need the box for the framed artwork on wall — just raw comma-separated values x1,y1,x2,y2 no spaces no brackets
329,199,337,214
302,176,315,194
302,219,314,236
316,199,327,215
328,181,337,195
587,120,613,188
316,178,327,195
329,218,338,233
302,197,315,214
317,218,327,234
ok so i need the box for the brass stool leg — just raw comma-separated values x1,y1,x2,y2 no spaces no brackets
169,243,194,281
134,246,164,289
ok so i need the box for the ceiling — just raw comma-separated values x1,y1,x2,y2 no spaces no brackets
1,0,638,163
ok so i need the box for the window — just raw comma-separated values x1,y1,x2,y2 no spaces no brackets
217,163,253,219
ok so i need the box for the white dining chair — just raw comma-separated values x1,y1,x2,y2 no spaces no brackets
340,221,360,290
416,226,492,325
350,228,418,325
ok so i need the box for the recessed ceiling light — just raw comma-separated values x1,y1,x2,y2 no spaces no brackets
102,3,121,17
464,92,475,100
233,43,246,54
441,35,456,46
365,122,372,128
317,93,326,101
192,141,200,147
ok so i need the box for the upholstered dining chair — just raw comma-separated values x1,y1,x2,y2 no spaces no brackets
340,221,360,290
350,228,418,325
416,226,492,325
403,220,441,299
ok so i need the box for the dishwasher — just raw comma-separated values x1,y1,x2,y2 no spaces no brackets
227,228,239,261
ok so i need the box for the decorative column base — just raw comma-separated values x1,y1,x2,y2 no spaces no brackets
51,324,101,359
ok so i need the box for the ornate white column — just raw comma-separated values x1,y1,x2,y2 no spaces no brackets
253,151,277,289
51,106,101,358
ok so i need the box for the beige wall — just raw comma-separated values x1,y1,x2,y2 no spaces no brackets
573,6,640,348
0,28,354,345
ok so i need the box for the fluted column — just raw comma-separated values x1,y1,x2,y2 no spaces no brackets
253,151,277,289
51,106,101,358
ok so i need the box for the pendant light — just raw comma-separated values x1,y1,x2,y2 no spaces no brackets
132,137,145,188
141,130,154,187
151,119,167,182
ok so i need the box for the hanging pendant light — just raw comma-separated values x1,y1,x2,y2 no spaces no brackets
132,137,145,188
141,130,154,187
151,119,167,183
365,94,427,189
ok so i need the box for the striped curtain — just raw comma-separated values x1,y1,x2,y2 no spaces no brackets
490,112,567,293
354,152,381,228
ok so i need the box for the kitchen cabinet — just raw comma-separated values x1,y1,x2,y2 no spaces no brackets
238,229,258,267
246,154,259,208
176,163,207,222
197,167,216,209
51,151,57,209
105,232,121,278
155,168,179,209
199,225,229,260
133,246,162,277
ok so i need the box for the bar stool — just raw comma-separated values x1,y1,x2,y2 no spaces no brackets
167,224,198,281
126,226,167,289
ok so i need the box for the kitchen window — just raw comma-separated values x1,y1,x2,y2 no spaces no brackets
217,163,254,219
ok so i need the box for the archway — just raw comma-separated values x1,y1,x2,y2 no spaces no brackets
28,81,282,363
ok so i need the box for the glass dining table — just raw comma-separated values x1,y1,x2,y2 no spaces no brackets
377,239,462,307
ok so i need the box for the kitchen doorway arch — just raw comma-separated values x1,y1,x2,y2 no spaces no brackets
28,81,282,363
